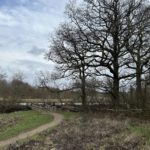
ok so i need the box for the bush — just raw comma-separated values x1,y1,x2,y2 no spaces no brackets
0,102,31,113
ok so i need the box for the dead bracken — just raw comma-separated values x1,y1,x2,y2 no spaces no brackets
49,117,145,150
6,114,148,150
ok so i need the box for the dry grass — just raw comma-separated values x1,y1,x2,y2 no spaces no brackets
49,116,140,150
6,113,150,150
0,114,21,132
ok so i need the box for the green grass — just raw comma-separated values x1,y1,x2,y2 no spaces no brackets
21,111,80,142
128,124,150,144
0,111,79,145
0,110,53,141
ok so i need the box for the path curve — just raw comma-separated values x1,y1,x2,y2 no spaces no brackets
0,112,64,148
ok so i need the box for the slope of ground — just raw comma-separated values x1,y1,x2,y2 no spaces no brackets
0,112,63,148
0,110,53,141
5,112,150,150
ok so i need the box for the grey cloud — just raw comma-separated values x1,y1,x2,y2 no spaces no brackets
15,59,52,69
0,0,67,83
28,46,46,56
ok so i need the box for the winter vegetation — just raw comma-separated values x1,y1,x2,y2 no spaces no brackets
0,0,150,150
46,0,150,110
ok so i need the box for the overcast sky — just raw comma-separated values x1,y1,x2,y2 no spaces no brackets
0,0,70,84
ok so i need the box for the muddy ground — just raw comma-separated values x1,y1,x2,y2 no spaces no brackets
6,113,150,150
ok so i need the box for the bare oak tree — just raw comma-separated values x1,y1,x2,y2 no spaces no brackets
66,0,145,107
47,24,91,108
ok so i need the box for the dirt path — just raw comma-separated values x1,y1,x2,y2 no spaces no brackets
0,112,64,148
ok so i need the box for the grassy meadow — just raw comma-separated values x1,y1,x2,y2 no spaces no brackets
0,110,53,141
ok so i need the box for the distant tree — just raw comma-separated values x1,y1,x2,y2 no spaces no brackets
85,78,99,104
12,71,25,81
10,72,32,100
36,71,64,104
0,72,9,100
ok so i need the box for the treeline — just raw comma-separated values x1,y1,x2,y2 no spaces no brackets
0,72,56,101
47,0,150,110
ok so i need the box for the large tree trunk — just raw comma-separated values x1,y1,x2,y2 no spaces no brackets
81,77,86,108
136,68,142,108
112,22,120,108
112,57,120,108
136,53,143,108
113,78,120,108
112,5,120,108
